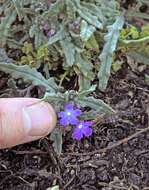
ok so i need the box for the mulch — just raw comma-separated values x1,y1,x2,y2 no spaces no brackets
0,0,149,189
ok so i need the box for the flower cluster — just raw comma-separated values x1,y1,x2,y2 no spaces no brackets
43,23,55,38
58,103,93,140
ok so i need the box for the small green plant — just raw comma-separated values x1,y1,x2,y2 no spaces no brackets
20,42,50,68
119,24,149,65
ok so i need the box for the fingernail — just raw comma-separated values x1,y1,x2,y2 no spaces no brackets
22,102,54,136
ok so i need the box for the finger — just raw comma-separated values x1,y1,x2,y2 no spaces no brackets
0,98,57,149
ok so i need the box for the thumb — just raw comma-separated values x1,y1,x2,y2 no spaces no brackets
0,98,57,149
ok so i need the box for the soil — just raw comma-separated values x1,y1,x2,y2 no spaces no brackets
0,0,149,190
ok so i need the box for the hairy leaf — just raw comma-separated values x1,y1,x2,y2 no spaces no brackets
43,0,65,17
65,0,76,21
75,1,103,29
127,10,149,20
12,0,24,20
122,36,149,44
0,48,13,63
75,96,115,114
98,15,124,90
85,34,99,51
80,20,96,41
136,0,149,3
78,75,91,92
50,128,62,156
99,0,118,19
75,53,94,91
0,6,17,46
42,92,66,111
60,37,76,66
145,74,149,81
127,51,149,65
43,90,114,115
47,185,59,190
81,1,107,24
78,85,97,96
46,27,65,46
29,23,46,48
0,63,58,92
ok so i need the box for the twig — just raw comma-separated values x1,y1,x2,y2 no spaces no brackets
63,175,76,190
63,126,149,156
12,150,47,155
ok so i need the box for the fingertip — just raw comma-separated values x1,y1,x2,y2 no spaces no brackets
23,101,57,137
0,98,57,149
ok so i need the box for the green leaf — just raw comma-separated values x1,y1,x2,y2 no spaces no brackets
0,63,58,92
81,1,107,24
85,34,99,51
46,185,59,190
145,74,149,81
73,0,103,29
0,48,13,63
80,110,99,120
65,0,76,21
130,26,139,39
121,36,149,44
99,0,118,19
98,15,124,90
80,20,96,41
127,51,149,65
0,6,17,46
12,0,24,20
43,0,65,17
42,92,65,111
29,23,46,48
78,75,91,92
136,0,149,3
50,128,62,156
127,10,149,20
78,85,97,96
75,96,115,114
75,53,93,78
77,6,103,29
43,89,114,118
75,53,94,91
46,27,65,46
112,61,122,72
140,24,149,38
60,37,76,66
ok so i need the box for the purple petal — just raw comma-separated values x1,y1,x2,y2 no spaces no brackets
69,116,79,125
73,108,81,116
47,31,52,38
73,128,83,140
43,24,49,31
64,103,74,110
59,118,69,126
82,127,93,137
84,121,94,127
58,111,65,118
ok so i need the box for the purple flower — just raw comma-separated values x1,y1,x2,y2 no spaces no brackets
58,103,81,127
73,121,93,140
47,29,55,38
43,23,49,32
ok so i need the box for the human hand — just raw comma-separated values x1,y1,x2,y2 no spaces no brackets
0,98,56,149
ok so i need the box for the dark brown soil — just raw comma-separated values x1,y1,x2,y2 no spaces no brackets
0,63,148,190
0,0,149,189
